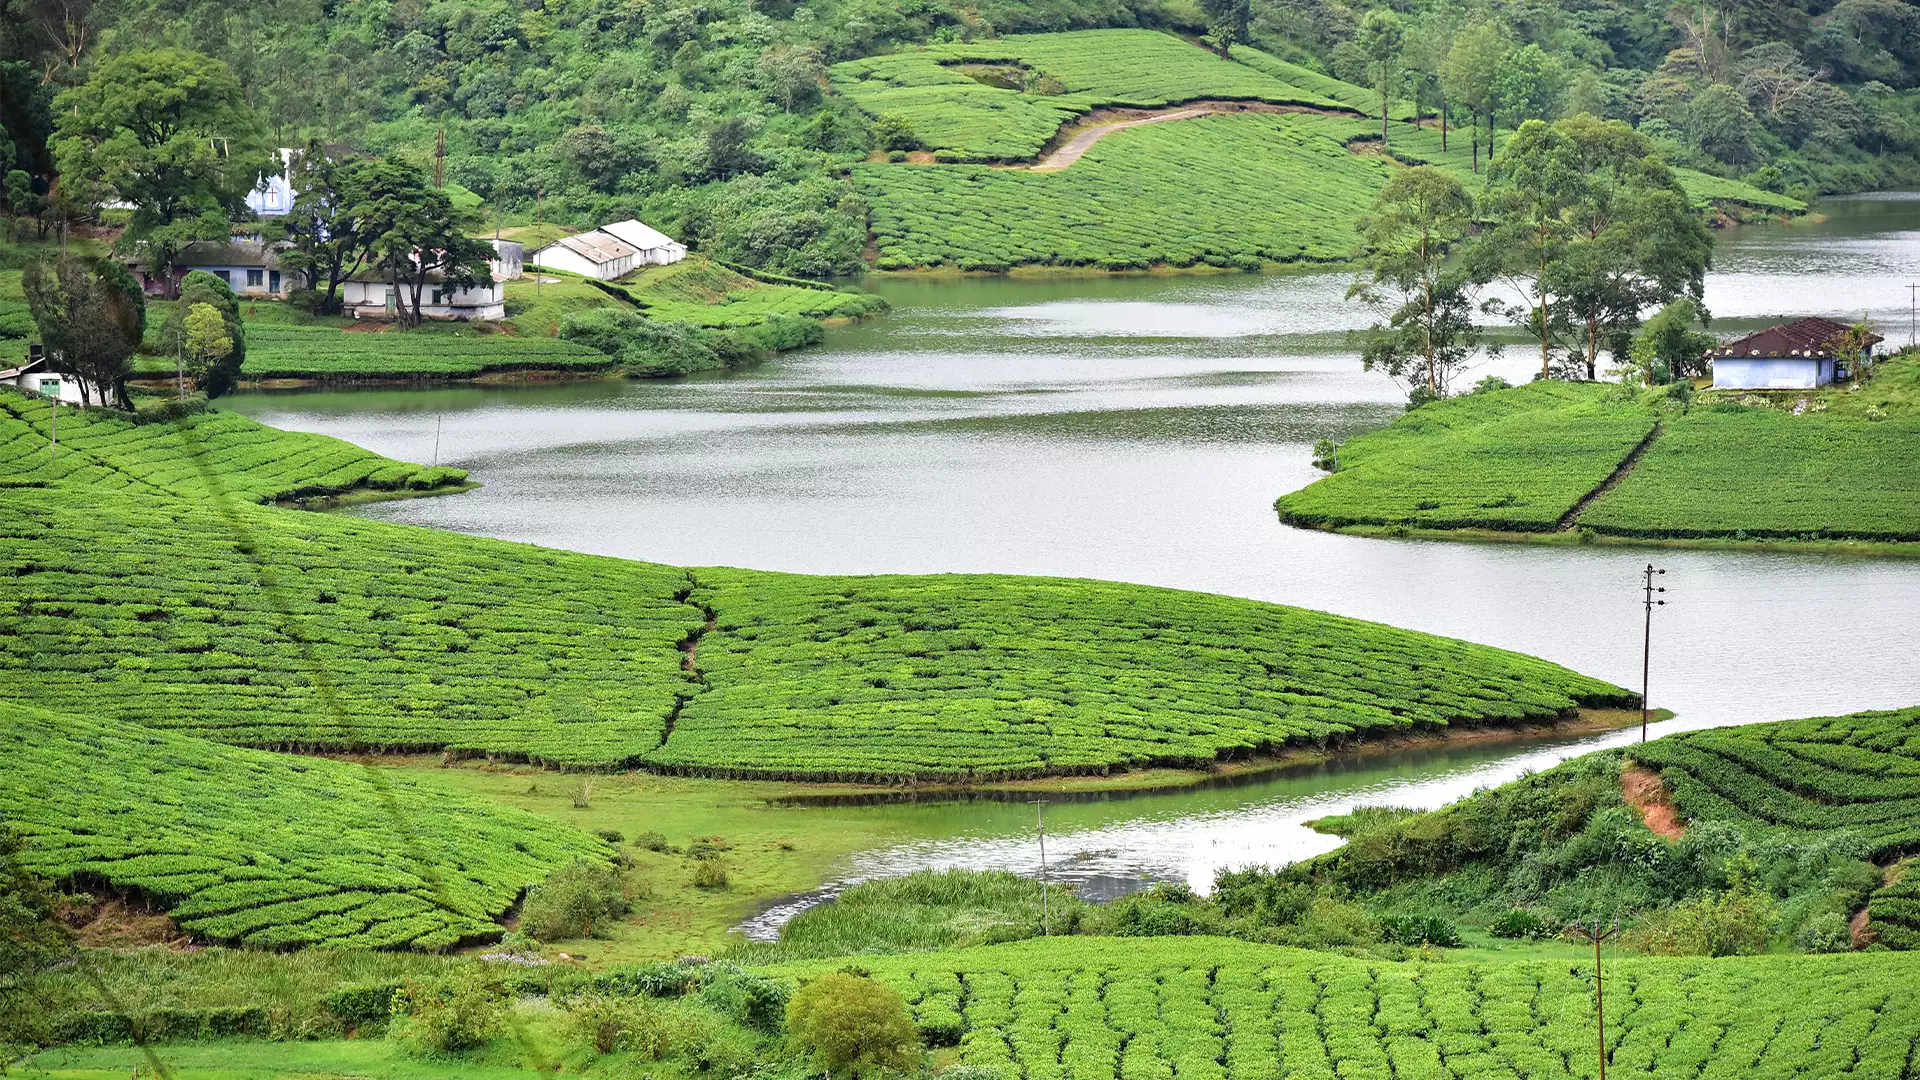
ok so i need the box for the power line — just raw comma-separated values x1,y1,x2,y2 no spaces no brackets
1568,918,1622,1080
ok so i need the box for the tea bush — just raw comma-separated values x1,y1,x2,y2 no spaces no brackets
831,29,1352,162
0,701,607,951
234,324,612,379
0,391,466,502
782,936,1920,1080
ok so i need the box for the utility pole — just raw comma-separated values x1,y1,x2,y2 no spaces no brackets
1641,564,1666,742
434,126,445,189
1908,283,1916,349
431,414,442,467
1568,919,1621,1080
1034,800,1049,936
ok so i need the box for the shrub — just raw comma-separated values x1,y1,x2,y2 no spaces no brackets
1795,911,1853,954
787,970,918,1075
1626,879,1777,956
521,859,631,941
388,968,505,1056
594,829,624,844
690,858,729,890
1489,908,1551,940
635,830,671,852
558,992,669,1056
697,966,791,1030
1378,913,1463,947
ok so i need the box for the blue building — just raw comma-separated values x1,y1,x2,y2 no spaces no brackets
1711,317,1883,390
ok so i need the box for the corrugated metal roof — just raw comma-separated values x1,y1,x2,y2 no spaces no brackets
599,219,681,251
1714,317,1884,359
543,231,638,265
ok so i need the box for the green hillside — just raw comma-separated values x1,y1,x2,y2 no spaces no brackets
0,391,466,501
792,936,1920,1080
1277,380,1920,546
831,29,1354,162
0,700,607,951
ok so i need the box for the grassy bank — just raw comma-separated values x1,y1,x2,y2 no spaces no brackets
1278,376,1920,550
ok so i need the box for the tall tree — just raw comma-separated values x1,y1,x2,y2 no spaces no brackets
1479,119,1582,379
156,269,245,398
1200,0,1253,58
1552,115,1712,379
267,144,380,315
1441,22,1505,172
358,161,495,329
50,49,269,296
1358,9,1404,145
21,254,144,408
1349,166,1487,405
1493,45,1566,135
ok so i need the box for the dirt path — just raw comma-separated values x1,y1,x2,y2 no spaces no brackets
1029,100,1356,172
1556,421,1665,531
1622,764,1685,840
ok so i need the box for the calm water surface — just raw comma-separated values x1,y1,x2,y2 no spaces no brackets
230,195,1920,924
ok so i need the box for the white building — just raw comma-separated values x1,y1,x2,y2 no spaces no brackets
529,231,639,281
1,355,109,405
490,239,524,281
246,148,299,218
341,276,507,321
598,219,687,267
1711,317,1883,390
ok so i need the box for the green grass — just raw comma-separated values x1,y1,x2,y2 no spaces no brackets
0,700,607,950
861,113,1397,270
832,29,1354,163
1232,45,1415,119
778,935,1920,1079
1280,384,1920,543
617,258,887,327
1276,382,1659,531
229,323,613,380
0,391,467,501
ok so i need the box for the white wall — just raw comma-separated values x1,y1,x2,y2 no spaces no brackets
7,370,104,405
1712,358,1825,390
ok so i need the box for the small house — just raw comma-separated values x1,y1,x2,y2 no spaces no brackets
528,231,639,281
130,241,292,299
340,273,506,321
1,353,109,405
1710,317,1883,390
597,219,687,267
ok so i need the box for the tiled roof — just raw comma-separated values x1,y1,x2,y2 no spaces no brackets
541,231,638,265
1713,317,1884,359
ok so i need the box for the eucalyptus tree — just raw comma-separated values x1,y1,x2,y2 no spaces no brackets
1349,166,1488,405
1479,119,1583,379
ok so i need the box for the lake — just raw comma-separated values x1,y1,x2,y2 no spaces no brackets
228,193,1920,920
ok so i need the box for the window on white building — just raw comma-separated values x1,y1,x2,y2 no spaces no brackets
247,268,264,288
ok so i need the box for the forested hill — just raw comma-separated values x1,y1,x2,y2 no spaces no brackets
4,0,1918,276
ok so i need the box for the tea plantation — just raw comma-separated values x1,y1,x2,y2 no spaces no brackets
860,113,1396,271
0,390,466,502
0,700,607,950
235,324,613,379
1278,384,1920,543
1578,408,1920,541
619,258,888,328
0,485,702,766
831,29,1352,162
1275,383,1659,531
791,936,1920,1080
1630,705,1920,945
654,568,1632,780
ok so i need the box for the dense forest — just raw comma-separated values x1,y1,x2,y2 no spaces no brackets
2,0,1918,277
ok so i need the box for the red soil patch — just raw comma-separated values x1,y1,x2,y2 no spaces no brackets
1622,764,1685,840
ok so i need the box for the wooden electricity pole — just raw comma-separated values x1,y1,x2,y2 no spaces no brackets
1033,800,1049,936
1641,565,1666,742
1568,919,1621,1080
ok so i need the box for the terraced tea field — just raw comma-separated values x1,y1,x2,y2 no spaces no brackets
0,390,466,501
235,324,612,379
860,113,1394,270
620,258,888,327
1275,383,1659,531
792,936,1920,1080
1628,706,1920,945
3,473,1629,777
831,29,1354,162
657,569,1631,780
0,701,605,950
0,485,701,766
1278,384,1920,544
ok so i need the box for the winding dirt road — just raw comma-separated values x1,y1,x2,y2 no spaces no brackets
1029,100,1355,171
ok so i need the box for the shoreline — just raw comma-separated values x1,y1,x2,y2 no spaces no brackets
1302,521,1920,559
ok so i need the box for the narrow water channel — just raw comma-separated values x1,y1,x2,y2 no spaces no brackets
230,194,1920,930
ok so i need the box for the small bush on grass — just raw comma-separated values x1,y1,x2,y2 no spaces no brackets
787,970,919,1076
1489,908,1552,940
636,830,671,852
1625,876,1777,956
389,968,505,1057
1379,913,1463,947
1795,911,1853,954
558,992,670,1056
690,857,730,890
522,859,631,941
